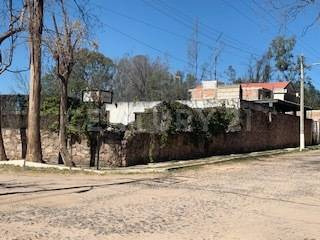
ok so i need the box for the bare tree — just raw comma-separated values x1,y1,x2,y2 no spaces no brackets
0,0,27,161
210,39,224,81
269,0,320,34
113,55,176,101
44,0,86,166
25,0,44,163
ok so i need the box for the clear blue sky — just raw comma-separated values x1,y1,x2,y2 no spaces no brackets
1,0,320,93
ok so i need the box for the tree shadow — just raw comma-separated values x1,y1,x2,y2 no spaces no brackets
0,177,168,196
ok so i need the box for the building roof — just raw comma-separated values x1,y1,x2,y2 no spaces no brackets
253,99,312,111
240,82,290,90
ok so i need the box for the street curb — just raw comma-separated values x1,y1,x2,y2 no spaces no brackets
0,146,318,174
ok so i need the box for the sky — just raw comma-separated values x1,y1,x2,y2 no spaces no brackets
1,0,320,93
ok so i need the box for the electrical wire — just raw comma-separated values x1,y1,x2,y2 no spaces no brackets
101,22,189,65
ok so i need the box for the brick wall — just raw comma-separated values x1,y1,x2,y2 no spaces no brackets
189,87,217,100
242,88,260,101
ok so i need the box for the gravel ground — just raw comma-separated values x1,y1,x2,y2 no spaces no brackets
0,150,320,240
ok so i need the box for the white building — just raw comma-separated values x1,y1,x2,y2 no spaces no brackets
105,99,240,125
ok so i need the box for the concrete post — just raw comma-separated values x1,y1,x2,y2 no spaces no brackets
300,55,305,151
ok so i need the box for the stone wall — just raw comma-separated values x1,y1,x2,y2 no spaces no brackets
2,129,24,160
1,108,314,168
2,129,90,166
120,109,313,166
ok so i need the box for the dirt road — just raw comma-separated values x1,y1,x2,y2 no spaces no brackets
0,150,320,240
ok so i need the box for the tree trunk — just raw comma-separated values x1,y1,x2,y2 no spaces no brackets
58,79,73,167
0,105,8,161
26,0,43,162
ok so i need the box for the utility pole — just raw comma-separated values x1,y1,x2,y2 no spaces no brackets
300,54,305,151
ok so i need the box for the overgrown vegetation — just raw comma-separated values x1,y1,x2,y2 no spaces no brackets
152,101,233,136
136,101,234,144
134,101,234,162
40,96,89,139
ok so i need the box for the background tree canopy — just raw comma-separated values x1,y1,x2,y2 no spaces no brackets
224,35,320,109
42,48,116,99
42,51,197,102
41,35,320,111
112,55,196,102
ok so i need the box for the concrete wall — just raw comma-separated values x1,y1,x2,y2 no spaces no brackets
105,101,160,125
306,110,320,144
216,85,241,100
307,110,320,122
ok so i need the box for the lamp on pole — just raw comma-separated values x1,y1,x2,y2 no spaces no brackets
82,89,113,170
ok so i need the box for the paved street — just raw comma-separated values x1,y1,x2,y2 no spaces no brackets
0,150,320,240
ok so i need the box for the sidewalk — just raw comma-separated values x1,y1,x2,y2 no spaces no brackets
0,146,318,174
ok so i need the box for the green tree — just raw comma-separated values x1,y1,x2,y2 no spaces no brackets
42,49,115,99
69,49,115,99
40,96,89,138
268,36,297,81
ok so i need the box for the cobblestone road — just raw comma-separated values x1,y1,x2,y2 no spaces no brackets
0,150,320,239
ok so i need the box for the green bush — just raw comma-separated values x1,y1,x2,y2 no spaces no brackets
154,101,203,134
41,96,90,138
143,101,233,136
203,107,234,136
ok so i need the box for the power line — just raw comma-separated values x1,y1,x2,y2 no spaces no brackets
141,0,260,57
243,0,320,62
96,5,255,64
244,0,320,76
155,0,262,54
239,0,279,30
96,5,214,51
153,0,320,70
101,22,189,65
152,0,262,56
219,0,264,29
142,0,273,68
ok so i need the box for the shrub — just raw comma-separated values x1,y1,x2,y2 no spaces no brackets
41,96,90,138
137,101,234,138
